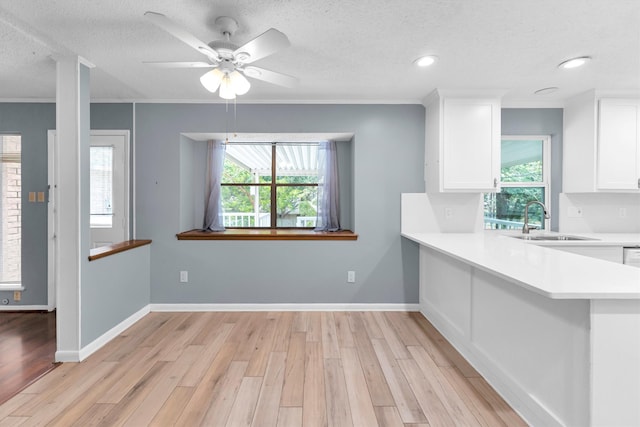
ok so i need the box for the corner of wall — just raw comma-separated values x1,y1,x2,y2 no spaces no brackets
401,192,485,233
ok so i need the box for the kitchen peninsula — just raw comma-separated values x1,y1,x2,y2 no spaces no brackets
401,230,640,427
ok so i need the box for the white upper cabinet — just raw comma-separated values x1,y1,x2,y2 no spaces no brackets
597,99,640,190
564,90,640,192
424,90,501,193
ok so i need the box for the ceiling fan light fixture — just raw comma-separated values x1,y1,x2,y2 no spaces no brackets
200,68,225,93
235,51,251,62
558,56,591,69
243,66,262,78
219,75,236,99
414,55,438,67
229,71,251,95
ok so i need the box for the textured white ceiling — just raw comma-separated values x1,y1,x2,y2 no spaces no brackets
0,0,638,103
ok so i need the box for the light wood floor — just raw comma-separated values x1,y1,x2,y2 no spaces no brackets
0,311,526,426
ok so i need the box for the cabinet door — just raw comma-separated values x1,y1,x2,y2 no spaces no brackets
442,99,499,191
597,99,639,190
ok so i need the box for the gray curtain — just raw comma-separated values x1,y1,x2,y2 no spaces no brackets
203,140,226,231
314,140,341,231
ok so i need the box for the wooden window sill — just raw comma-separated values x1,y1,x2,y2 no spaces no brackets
176,229,358,241
88,239,152,261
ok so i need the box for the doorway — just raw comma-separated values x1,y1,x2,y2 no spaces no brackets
89,131,130,248
47,130,130,308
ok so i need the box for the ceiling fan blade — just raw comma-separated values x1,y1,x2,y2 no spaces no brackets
144,11,218,59
234,28,290,64
243,66,299,88
143,61,214,68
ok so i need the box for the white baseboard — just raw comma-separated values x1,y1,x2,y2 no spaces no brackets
150,303,420,312
67,305,150,362
54,303,417,363
55,350,81,363
0,305,53,311
420,304,561,427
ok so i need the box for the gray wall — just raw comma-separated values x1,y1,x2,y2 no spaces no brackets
0,101,563,311
83,246,150,346
135,103,425,304
0,102,134,307
0,103,55,306
502,108,563,231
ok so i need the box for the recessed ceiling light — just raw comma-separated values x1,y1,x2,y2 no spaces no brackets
534,87,559,95
558,56,591,69
414,55,438,67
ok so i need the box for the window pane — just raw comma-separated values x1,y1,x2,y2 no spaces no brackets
90,146,113,227
501,139,543,182
484,187,546,230
224,143,272,183
221,185,271,227
276,185,318,227
1,135,21,283
276,144,319,184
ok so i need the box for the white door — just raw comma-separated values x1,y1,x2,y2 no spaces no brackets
90,131,129,248
48,130,129,309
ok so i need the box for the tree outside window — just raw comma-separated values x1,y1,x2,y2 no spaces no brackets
484,136,550,230
221,143,319,228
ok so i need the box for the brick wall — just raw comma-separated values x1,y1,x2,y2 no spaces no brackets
1,135,21,283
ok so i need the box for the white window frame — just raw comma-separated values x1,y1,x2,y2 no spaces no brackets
486,135,551,230
0,134,22,291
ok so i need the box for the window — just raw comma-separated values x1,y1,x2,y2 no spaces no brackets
1,135,21,285
222,142,319,228
88,131,129,248
90,145,113,228
484,136,550,230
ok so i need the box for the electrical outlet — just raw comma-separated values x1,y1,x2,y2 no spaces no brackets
619,207,627,218
180,271,188,283
568,206,583,218
444,207,453,219
347,271,356,283
13,291,21,301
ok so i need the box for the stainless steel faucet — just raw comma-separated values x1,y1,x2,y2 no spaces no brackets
522,201,550,234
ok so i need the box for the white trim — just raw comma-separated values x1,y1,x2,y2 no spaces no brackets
0,284,24,291
420,304,553,426
47,130,57,310
0,97,424,105
67,304,150,362
0,305,52,311
496,135,552,230
0,98,56,103
501,99,565,109
89,130,131,245
55,350,81,363
89,98,424,105
150,303,420,312
132,102,136,238
54,303,417,362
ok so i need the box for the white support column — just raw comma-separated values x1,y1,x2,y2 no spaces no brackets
55,55,93,362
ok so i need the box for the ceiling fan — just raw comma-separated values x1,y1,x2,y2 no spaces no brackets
144,11,298,99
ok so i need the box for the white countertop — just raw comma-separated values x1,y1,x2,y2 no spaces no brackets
402,231,640,299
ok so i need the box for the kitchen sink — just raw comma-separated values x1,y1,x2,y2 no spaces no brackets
509,235,596,241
